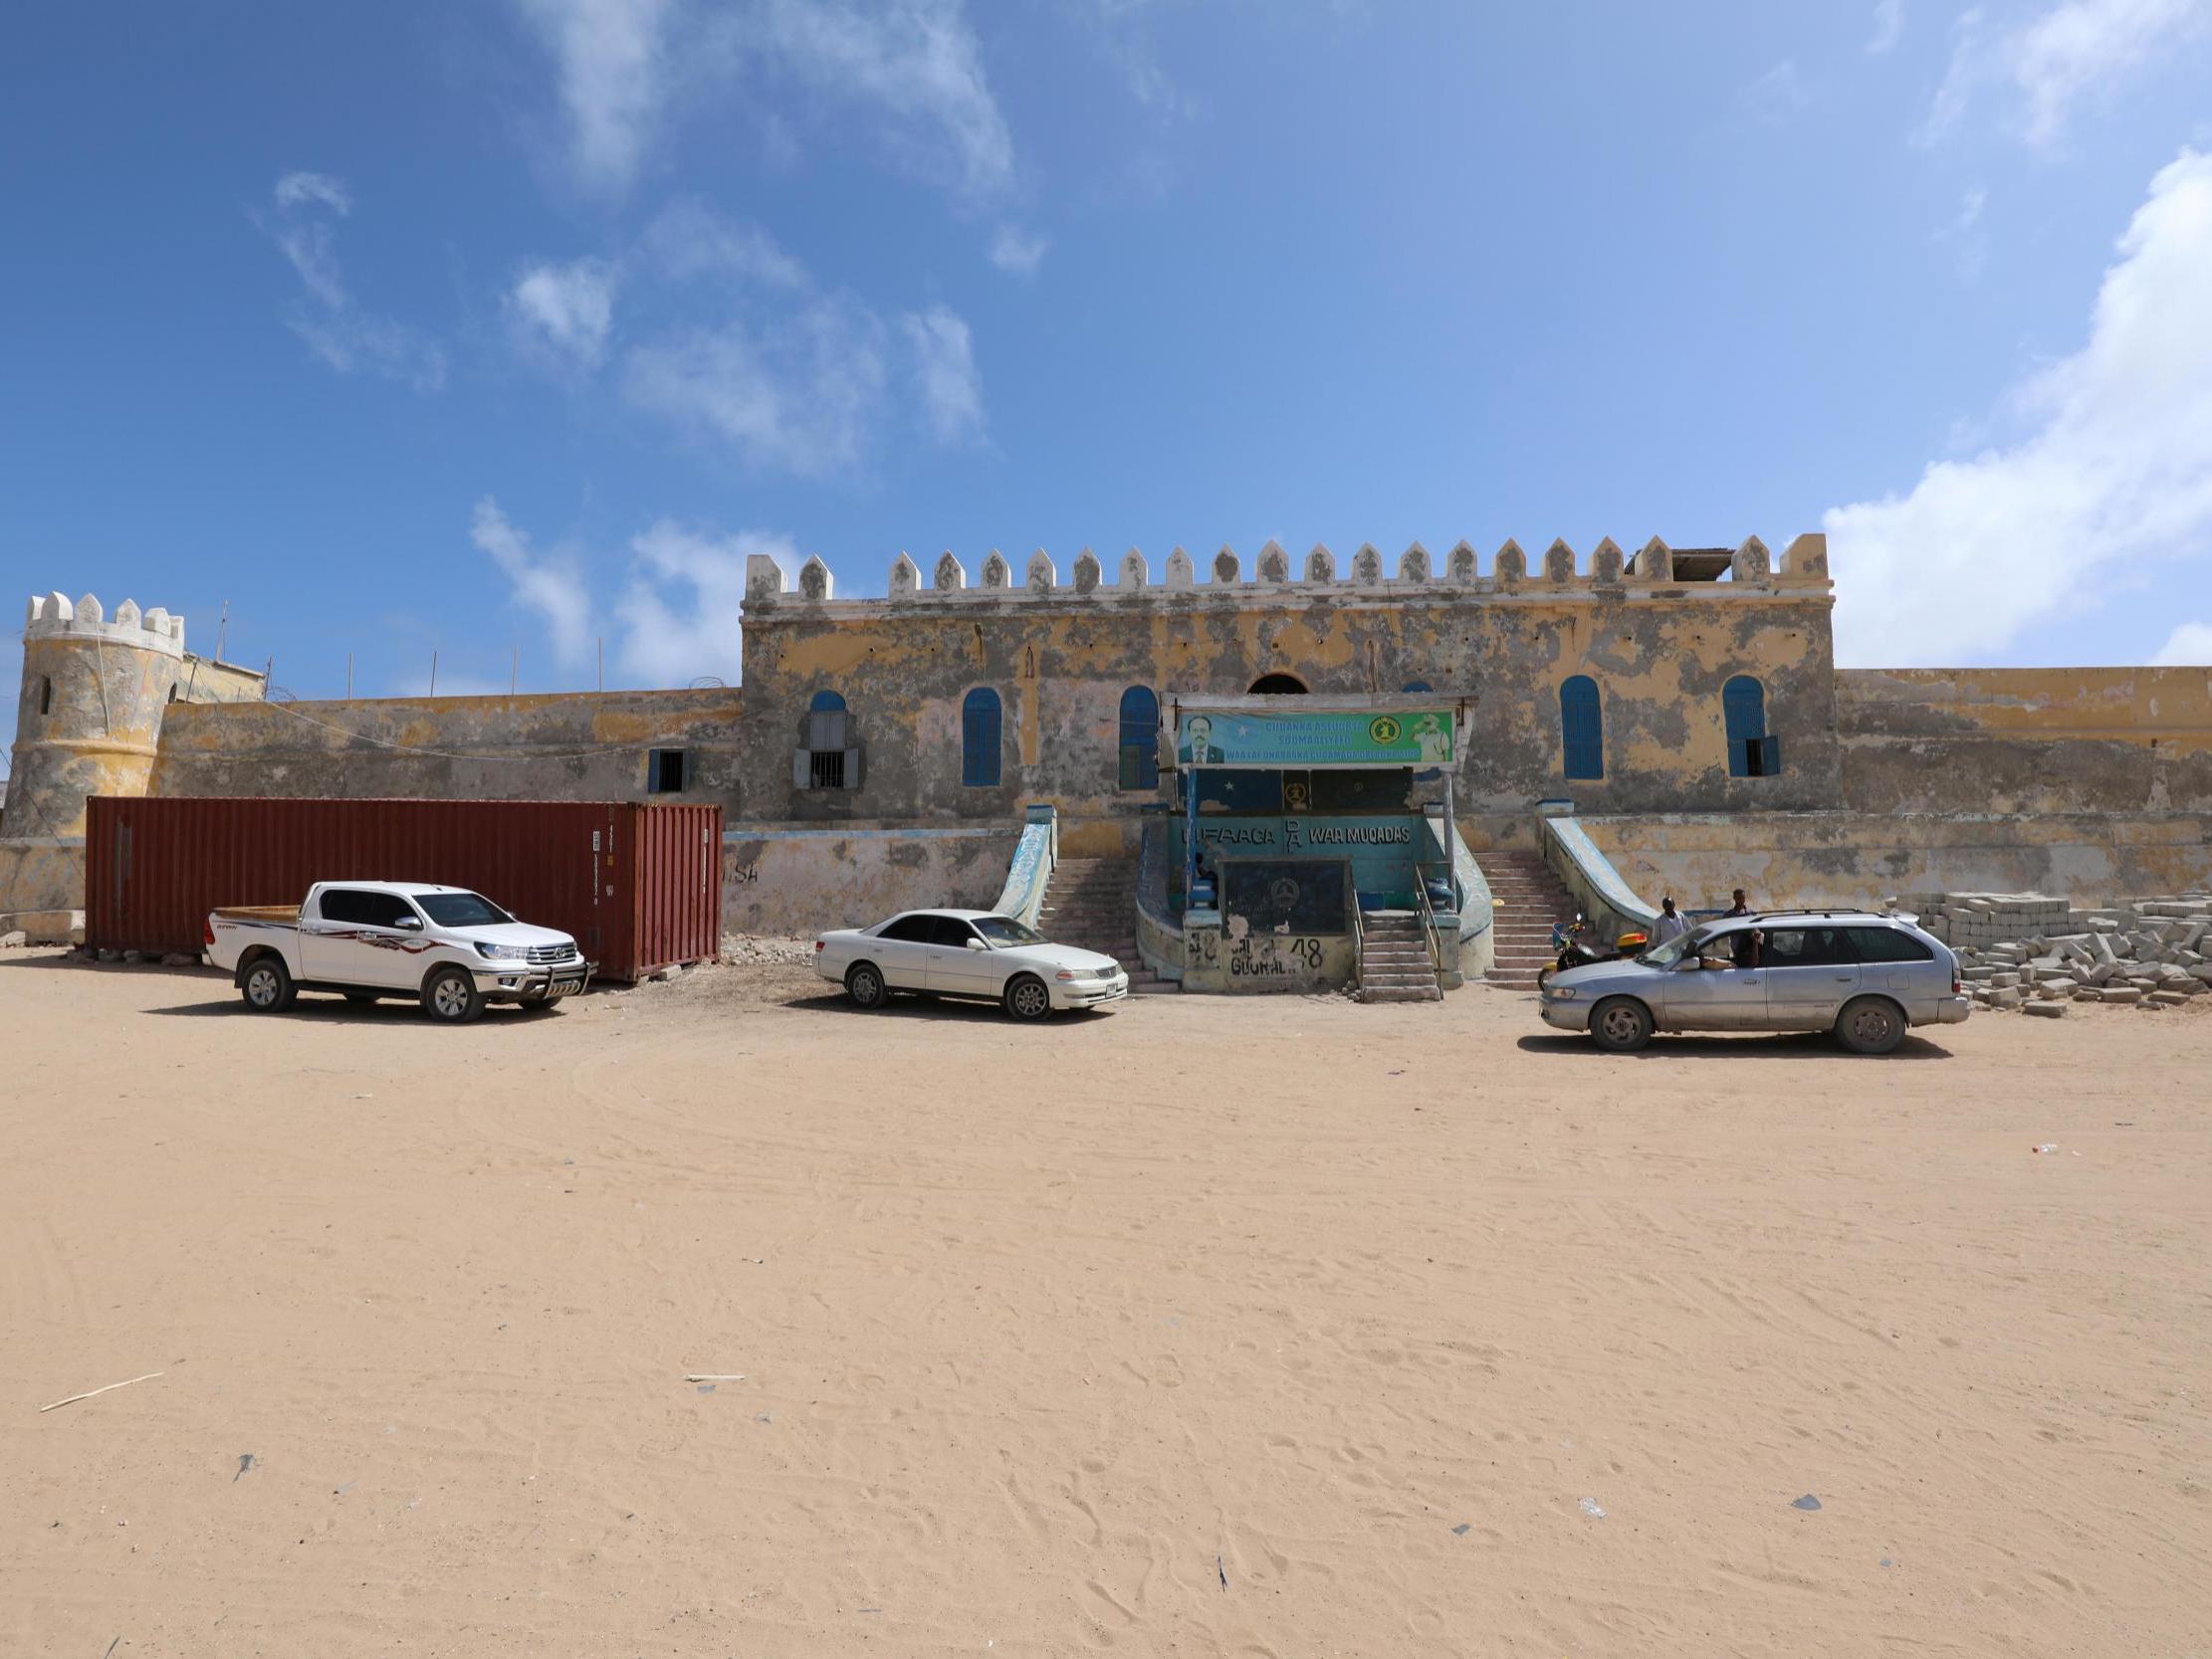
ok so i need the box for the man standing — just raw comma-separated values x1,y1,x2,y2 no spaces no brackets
1653,896,1688,945
1726,889,1751,917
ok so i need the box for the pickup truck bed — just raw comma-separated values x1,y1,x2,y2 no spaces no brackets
210,905,301,926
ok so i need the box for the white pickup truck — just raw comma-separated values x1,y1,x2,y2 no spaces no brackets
205,881,592,1023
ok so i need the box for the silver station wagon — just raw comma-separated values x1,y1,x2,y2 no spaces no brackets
1537,911,1969,1054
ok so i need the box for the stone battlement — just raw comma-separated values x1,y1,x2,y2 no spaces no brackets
744,533,1829,607
25,592,185,657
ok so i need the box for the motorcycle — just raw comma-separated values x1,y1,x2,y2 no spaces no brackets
1536,912,1651,988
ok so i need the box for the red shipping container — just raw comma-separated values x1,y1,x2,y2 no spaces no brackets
86,797,722,981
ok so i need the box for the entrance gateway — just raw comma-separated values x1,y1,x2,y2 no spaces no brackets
1163,695,1469,995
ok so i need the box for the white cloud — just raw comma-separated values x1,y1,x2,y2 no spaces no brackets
1922,0,2212,147
622,299,888,477
640,199,807,289
470,497,593,667
1826,150,2212,666
260,174,445,391
1868,0,1905,53
470,501,793,687
989,223,1048,276
2150,621,2212,664
1739,59,1811,122
617,519,794,684
510,257,618,367
710,0,1014,200
1936,184,1990,279
902,305,985,446
274,170,351,214
518,0,1016,204
514,0,674,194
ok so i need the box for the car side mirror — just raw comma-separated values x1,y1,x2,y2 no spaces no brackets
966,937,988,951
1675,958,1702,971
393,916,423,931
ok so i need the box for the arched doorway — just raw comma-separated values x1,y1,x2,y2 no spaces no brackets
1247,672,1308,695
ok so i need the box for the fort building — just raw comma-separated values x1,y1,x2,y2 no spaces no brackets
6,535,2209,993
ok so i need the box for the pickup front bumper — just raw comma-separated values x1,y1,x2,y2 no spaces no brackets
471,959,595,1003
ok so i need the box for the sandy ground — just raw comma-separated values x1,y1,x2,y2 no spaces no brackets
3,947,2209,1658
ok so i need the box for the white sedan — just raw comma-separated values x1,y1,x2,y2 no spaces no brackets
813,909,1129,1020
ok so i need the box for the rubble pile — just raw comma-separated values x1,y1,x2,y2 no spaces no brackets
1918,892,2212,1012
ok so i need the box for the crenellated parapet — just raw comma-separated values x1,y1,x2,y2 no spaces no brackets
25,591,185,657
742,534,1832,610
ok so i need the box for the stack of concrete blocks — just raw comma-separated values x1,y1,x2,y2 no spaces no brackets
1921,891,2212,1015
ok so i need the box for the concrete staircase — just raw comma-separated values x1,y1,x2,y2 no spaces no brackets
1480,850,1577,991
1035,858,1176,994
1359,910,1442,1002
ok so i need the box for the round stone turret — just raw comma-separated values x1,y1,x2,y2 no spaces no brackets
5,592,185,844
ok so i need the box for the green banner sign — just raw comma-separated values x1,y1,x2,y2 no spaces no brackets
1174,709,1452,768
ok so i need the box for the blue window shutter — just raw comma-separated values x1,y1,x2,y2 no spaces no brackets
1560,676,1603,781
1117,686,1160,791
1722,676,1766,777
809,689,846,713
962,688,1002,787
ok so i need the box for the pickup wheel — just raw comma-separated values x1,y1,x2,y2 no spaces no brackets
422,964,486,1025
239,953,296,1013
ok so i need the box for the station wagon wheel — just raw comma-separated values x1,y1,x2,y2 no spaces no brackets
845,961,886,1010
1836,995,1905,1056
239,954,295,1013
1589,996,1653,1053
1004,973,1052,1022
422,964,485,1024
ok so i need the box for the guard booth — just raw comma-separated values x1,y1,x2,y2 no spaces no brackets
1162,696,1467,993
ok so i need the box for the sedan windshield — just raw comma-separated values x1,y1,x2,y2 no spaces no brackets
416,892,515,928
1638,925,1715,969
972,916,1044,947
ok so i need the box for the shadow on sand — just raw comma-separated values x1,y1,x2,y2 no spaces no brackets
1515,1030,1953,1062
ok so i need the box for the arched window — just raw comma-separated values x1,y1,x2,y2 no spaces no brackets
1560,676,1603,780
38,676,54,717
962,688,1002,787
1723,676,1778,777
1401,681,1433,694
809,689,846,713
1117,686,1160,791
1248,672,1308,695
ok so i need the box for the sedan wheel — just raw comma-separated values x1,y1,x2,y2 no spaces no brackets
1836,995,1905,1055
1590,996,1653,1053
1003,974,1052,1022
846,962,887,1010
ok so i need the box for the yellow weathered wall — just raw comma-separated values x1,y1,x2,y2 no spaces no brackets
148,688,745,810
1579,811,2212,912
1838,668,2212,813
741,581,1842,826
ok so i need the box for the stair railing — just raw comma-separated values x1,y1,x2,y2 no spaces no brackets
1350,891,1367,996
1414,877,1443,986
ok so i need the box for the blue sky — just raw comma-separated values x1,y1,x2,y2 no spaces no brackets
5,0,2212,769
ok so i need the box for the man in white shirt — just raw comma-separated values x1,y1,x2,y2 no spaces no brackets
1653,896,1688,945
